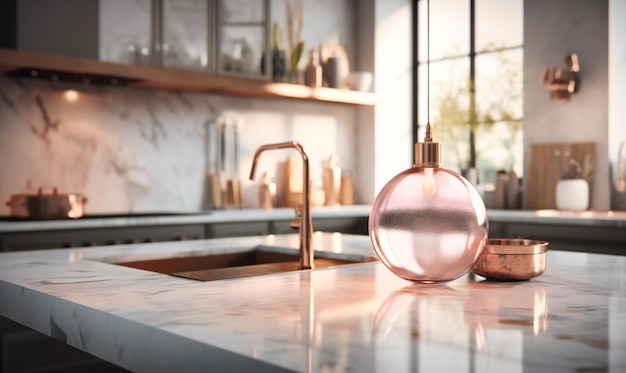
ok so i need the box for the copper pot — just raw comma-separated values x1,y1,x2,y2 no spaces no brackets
6,187,87,219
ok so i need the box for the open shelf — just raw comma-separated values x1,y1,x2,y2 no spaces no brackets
0,48,377,106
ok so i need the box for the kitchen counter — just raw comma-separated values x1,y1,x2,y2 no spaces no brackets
1,206,625,255
488,209,626,227
0,205,373,233
0,233,624,372
1,206,626,233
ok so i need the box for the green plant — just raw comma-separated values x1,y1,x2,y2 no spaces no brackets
285,0,304,72
273,22,282,51
431,46,522,172
289,41,305,72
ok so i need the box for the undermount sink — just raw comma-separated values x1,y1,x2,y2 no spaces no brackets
113,245,378,282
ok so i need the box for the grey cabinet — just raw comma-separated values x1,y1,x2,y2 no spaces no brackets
0,224,205,252
500,222,626,256
488,222,506,238
268,216,369,236
0,316,128,372
0,216,369,252
206,221,269,238
173,216,368,240
4,0,151,63
10,0,101,59
3,0,270,78
312,217,368,236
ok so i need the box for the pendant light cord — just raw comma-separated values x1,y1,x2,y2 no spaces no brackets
426,0,430,126
425,0,432,140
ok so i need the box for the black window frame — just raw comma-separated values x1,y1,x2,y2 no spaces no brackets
412,0,524,169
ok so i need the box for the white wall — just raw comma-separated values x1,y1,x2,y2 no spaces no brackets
355,0,414,204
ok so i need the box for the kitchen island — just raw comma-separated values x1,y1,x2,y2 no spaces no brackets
2,206,626,255
0,232,624,372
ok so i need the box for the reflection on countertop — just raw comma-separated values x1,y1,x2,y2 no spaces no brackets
0,233,624,372
534,209,626,219
487,208,626,227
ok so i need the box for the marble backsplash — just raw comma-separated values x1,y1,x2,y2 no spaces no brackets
0,76,357,214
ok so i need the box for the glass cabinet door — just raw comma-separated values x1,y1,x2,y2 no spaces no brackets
100,0,270,78
216,0,270,79
99,0,153,65
162,0,213,71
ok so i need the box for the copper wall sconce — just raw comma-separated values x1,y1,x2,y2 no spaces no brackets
541,53,580,103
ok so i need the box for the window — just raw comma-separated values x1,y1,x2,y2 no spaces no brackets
415,0,523,184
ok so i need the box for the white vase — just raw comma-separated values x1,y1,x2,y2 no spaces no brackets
556,179,589,211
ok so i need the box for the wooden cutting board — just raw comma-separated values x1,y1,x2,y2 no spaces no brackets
525,142,595,209
282,156,303,208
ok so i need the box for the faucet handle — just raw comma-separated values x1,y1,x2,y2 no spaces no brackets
290,203,303,230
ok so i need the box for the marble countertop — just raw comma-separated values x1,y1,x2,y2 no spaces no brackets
1,205,626,233
0,233,624,372
0,205,372,233
487,209,626,227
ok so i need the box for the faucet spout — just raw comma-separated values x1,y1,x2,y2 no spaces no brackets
249,141,313,270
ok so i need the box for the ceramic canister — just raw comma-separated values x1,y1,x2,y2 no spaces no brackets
556,179,589,211
324,56,344,88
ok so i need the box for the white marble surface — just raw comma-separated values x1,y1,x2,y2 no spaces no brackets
0,74,358,214
0,233,625,372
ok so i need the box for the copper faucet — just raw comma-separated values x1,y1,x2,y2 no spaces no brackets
249,141,314,270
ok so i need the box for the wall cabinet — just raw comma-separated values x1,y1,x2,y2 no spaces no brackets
216,0,270,78
7,0,269,77
0,224,205,251
0,1,374,105
161,0,213,71
100,0,153,65
101,0,271,78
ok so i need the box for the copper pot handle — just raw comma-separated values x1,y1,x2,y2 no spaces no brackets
37,187,59,196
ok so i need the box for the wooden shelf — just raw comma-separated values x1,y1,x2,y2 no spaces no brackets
0,48,377,106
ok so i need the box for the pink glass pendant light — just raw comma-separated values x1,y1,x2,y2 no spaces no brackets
368,0,488,283
368,125,489,283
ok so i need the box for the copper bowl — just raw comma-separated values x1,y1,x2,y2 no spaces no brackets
472,238,548,281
